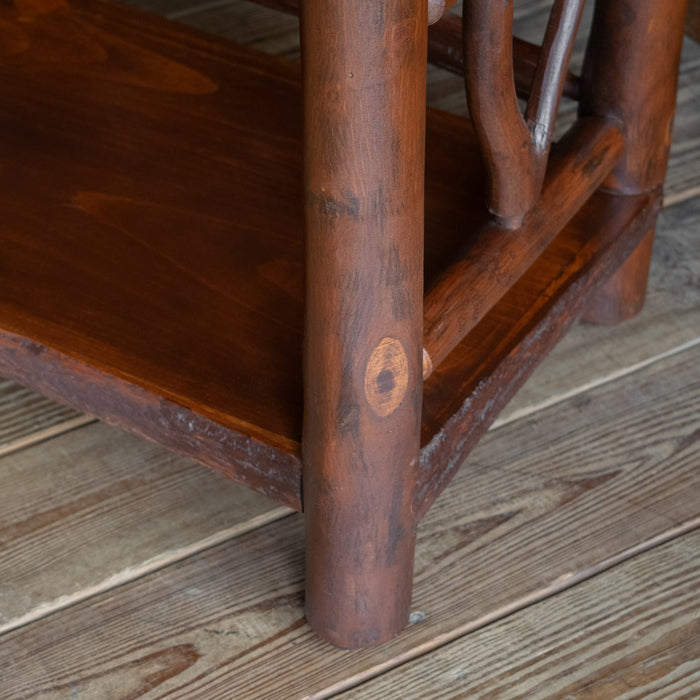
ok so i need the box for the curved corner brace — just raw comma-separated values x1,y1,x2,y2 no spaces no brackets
463,0,586,226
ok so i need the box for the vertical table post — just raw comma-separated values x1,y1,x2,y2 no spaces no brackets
580,0,689,324
300,0,428,647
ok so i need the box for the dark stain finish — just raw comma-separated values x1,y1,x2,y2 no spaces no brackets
0,0,689,650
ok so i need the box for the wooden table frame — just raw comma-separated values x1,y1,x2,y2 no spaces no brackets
301,0,689,647
0,0,690,648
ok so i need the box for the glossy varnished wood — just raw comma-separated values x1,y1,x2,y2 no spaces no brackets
418,189,660,515
0,0,307,507
581,0,689,324
0,0,694,649
0,0,677,512
300,0,427,646
422,116,624,376
2,345,697,697
462,0,585,223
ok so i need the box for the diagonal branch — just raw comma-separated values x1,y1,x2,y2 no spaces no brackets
463,0,586,226
526,0,586,154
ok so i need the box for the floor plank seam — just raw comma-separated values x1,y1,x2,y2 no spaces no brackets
0,415,96,460
491,336,700,431
0,507,295,638
2,335,696,462
665,184,700,208
314,516,700,700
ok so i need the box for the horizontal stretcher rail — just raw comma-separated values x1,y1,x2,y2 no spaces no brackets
246,0,581,101
421,115,625,379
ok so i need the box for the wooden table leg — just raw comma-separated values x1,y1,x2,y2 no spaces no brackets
300,0,428,648
580,0,689,324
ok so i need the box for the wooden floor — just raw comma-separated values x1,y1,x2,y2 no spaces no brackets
1,1,698,698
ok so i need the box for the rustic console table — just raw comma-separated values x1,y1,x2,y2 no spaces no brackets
0,0,690,647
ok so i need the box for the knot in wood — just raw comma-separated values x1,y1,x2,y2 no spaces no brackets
364,337,409,417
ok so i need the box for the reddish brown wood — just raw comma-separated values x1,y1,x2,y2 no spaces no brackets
580,0,689,324
0,330,304,508
0,0,598,519
462,0,585,226
242,0,582,101
422,117,624,378
0,0,307,508
417,190,662,517
525,0,586,159
582,229,656,325
0,0,690,652
300,0,427,648
431,15,581,101
462,0,537,225
462,0,584,225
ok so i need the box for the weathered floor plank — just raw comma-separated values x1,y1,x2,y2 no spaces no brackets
1,345,697,699
0,378,87,456
0,0,695,641
341,528,700,700
499,194,700,425
0,423,289,635
0,192,694,636
0,2,696,697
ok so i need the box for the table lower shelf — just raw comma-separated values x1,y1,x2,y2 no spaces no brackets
0,0,659,513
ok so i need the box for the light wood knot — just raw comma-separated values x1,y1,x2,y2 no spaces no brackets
364,337,409,417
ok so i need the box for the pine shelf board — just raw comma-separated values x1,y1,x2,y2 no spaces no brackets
0,0,657,513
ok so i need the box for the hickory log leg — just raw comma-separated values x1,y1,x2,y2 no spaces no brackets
580,0,689,324
300,0,428,648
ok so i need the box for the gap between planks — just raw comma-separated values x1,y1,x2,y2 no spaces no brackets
316,517,700,700
0,415,95,460
0,339,695,639
0,0,696,659
0,506,293,636
491,336,700,430
338,527,700,699
665,183,700,208
1,343,697,698
0,333,691,640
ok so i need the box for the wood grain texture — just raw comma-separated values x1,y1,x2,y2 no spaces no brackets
425,4,700,206
341,528,700,699
687,0,700,44
579,0,688,326
0,0,308,507
461,0,586,223
0,378,86,456
0,0,695,675
422,117,624,375
500,192,700,425
0,421,288,634
1,0,669,521
1,346,697,698
166,0,700,208
300,0,427,646
417,190,660,516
